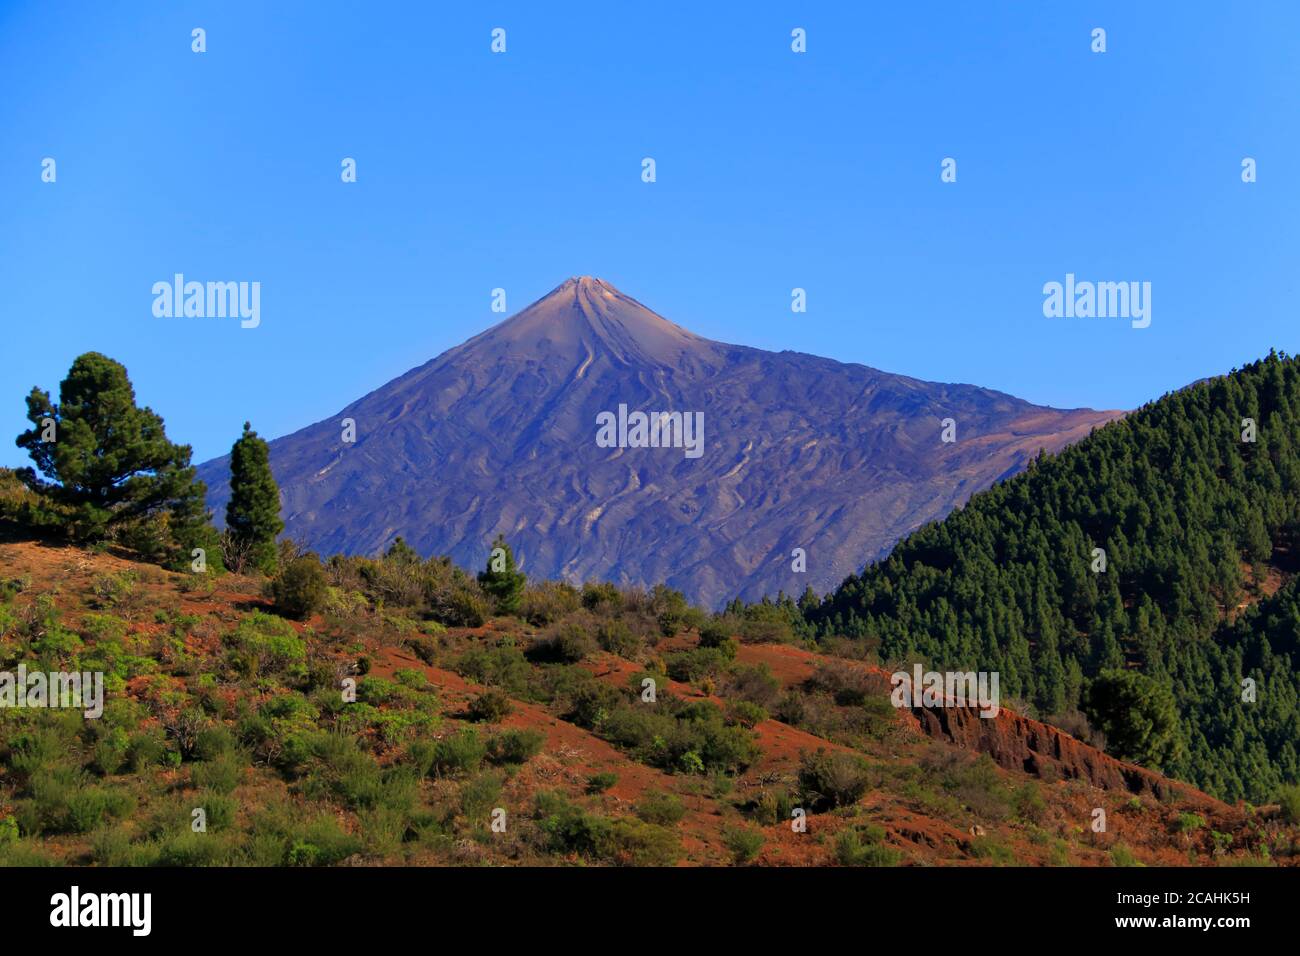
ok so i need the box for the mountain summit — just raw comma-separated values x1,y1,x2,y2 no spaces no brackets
198,279,1121,606
475,276,713,368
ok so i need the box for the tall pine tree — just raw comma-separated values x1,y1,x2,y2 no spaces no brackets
478,534,525,614
225,422,283,573
15,352,211,556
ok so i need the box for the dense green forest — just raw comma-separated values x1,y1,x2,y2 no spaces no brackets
807,351,1300,804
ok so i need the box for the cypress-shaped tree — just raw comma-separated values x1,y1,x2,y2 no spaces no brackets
478,534,525,614
225,422,283,573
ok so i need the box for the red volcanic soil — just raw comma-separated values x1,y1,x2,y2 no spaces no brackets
0,536,1288,867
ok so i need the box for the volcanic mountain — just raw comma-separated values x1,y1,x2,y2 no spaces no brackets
197,277,1122,606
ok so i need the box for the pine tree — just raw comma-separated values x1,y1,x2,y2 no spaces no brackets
478,534,525,614
14,352,211,553
1083,669,1179,768
225,422,283,573
385,536,421,564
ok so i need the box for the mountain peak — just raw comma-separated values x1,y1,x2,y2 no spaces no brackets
549,275,624,306
564,274,612,289
471,276,716,368
197,276,1121,608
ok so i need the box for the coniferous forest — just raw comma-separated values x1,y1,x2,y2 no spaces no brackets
807,351,1300,803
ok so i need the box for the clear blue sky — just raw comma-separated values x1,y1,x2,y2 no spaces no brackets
2,1,1297,467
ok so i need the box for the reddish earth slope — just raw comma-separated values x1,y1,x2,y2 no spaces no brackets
1,538,1287,867
732,643,1217,808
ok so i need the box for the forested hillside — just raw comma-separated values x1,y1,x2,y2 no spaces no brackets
808,351,1300,803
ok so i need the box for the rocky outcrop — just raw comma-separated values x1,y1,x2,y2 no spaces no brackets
906,702,1209,804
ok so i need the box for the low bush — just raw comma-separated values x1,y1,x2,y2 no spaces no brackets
634,790,685,826
1276,783,1300,824
533,616,598,663
487,728,544,765
725,700,767,729
798,749,872,810
520,581,581,626
269,557,328,620
835,824,900,866
430,729,486,777
467,688,513,723
722,824,765,864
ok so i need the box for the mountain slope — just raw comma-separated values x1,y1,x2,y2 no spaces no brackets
1,536,1288,867
198,277,1120,607
808,351,1300,803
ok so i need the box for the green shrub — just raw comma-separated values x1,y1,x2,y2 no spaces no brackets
190,753,243,794
809,662,877,706
607,817,682,866
91,732,129,776
355,676,401,706
66,788,133,833
533,791,612,857
698,617,736,649
304,734,396,810
1110,843,1142,867
835,825,899,867
270,557,328,620
581,581,622,612
468,688,514,723
357,805,408,858
155,831,235,866
0,839,55,867
487,728,544,765
520,581,581,626
90,825,155,866
1013,782,1047,823
402,739,437,776
666,647,729,683
722,824,765,864
431,728,486,777
459,772,503,823
596,619,643,657
725,700,767,729
567,683,622,729
126,732,167,772
799,749,872,810
535,617,598,663
1276,784,1300,824
969,836,1017,865
6,727,67,778
438,588,491,628
651,585,700,637
738,603,796,643
403,633,439,665
634,790,685,826
226,611,307,674
393,668,431,690
250,804,362,866
193,725,237,761
90,571,137,610
586,771,618,794
751,787,799,826
196,793,237,830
